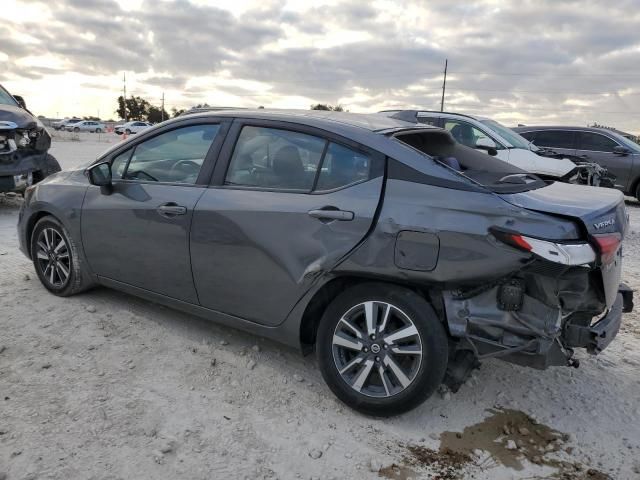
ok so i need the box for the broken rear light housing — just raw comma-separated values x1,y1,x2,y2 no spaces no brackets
491,228,596,266
591,233,622,265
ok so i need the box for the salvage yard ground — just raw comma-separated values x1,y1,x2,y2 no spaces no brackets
1,137,640,479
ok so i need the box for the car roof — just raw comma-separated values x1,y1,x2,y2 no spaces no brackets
513,125,621,134
181,108,431,134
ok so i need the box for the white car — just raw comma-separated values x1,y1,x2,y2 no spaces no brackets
54,118,82,131
114,121,152,135
381,110,577,179
66,120,106,133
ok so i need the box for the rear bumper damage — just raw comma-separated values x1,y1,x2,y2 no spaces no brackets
442,264,634,376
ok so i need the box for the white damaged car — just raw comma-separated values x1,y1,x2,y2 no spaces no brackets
382,110,611,186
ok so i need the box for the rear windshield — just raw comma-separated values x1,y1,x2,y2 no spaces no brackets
393,129,547,193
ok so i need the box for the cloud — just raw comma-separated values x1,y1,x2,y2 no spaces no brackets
3,0,640,132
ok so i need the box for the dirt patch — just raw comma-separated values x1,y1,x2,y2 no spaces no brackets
379,444,471,479
378,463,420,480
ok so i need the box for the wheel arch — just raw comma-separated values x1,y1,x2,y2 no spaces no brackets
298,275,443,354
24,210,56,259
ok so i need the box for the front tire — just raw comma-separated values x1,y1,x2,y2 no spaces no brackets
31,216,91,296
316,283,448,416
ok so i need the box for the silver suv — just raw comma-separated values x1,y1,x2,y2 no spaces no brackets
514,126,640,200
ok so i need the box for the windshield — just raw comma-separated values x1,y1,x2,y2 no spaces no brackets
480,119,533,150
0,85,19,107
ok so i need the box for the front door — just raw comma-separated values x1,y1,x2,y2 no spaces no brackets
576,131,632,191
81,122,224,303
190,122,384,326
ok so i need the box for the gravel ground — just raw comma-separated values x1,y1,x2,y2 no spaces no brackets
1,139,639,479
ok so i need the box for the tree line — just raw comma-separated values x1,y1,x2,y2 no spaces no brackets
116,96,346,123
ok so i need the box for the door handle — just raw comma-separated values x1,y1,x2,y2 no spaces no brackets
157,203,187,217
308,207,354,221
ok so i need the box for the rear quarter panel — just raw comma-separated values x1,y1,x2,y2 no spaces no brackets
335,179,581,287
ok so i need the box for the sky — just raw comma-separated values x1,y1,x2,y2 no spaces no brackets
1,0,639,133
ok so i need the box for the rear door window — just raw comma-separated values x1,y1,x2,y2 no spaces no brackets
578,132,619,152
315,143,371,191
225,126,325,191
532,130,575,149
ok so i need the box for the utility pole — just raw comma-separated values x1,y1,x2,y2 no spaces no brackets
440,59,448,112
161,92,165,122
123,72,127,122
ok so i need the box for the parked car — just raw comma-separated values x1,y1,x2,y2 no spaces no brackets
0,84,60,194
54,118,82,131
382,110,614,187
66,120,106,133
115,121,152,135
18,110,633,416
513,126,640,200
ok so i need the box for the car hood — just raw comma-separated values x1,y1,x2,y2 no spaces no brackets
500,180,627,236
0,104,38,129
506,148,576,177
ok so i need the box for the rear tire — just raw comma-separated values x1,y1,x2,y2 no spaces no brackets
31,216,92,297
73,127,80,132
95,128,102,133
316,282,448,416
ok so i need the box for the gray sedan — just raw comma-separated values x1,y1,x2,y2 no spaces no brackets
17,110,632,415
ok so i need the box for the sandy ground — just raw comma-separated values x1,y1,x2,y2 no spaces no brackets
1,138,639,480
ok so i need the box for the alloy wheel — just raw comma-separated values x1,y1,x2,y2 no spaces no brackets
332,301,423,398
35,227,71,288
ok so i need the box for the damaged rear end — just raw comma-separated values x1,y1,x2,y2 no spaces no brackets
444,182,633,379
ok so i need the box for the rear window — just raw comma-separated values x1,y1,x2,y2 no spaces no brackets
578,132,618,152
393,129,546,193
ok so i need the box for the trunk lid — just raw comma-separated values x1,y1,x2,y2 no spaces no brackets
500,181,628,307
501,181,627,236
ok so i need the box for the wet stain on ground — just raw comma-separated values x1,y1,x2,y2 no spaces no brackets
440,407,565,470
382,408,613,480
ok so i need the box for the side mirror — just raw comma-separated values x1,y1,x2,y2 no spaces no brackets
87,162,113,192
13,95,27,110
475,137,497,149
475,137,498,156
613,146,630,156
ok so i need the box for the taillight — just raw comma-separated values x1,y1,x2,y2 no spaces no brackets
491,228,596,266
592,233,621,264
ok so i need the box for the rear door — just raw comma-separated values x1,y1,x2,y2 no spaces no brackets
81,119,229,303
576,131,632,191
190,120,385,326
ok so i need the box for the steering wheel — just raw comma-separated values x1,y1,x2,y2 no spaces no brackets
170,160,201,177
